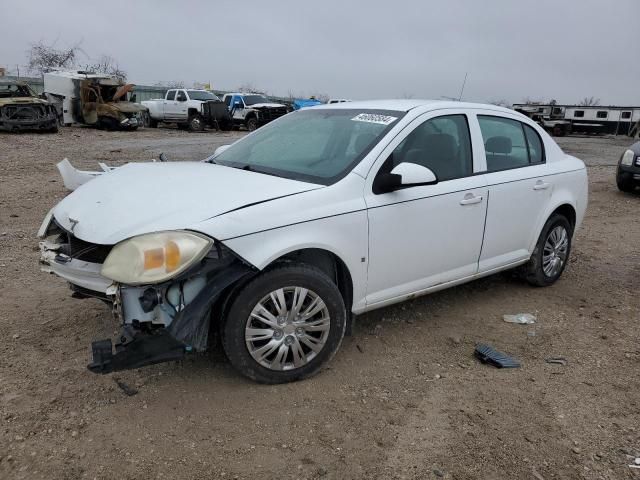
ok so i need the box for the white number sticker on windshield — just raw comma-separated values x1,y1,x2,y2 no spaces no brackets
351,113,398,125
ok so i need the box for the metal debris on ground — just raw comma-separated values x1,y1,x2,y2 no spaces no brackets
474,344,521,368
503,313,536,324
545,357,568,366
114,378,138,396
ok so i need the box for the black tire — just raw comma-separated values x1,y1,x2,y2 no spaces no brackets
245,116,258,132
144,113,158,128
616,171,636,193
48,124,59,133
222,263,347,384
219,118,233,131
523,214,573,287
188,114,205,132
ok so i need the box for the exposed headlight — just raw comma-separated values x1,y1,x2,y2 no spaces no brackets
101,231,213,285
621,149,635,166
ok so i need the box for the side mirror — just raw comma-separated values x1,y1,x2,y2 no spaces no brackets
373,163,437,194
391,162,437,185
213,145,230,157
159,152,168,162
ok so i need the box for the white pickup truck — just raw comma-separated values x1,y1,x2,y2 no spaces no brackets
142,89,231,131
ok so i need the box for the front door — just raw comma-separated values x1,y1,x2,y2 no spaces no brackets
364,112,488,307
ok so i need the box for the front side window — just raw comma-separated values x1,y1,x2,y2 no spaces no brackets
176,90,187,102
166,90,176,101
574,110,584,118
479,116,529,171
385,114,473,182
212,109,404,185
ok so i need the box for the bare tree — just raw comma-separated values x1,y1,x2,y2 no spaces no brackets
156,80,185,88
522,97,546,105
309,92,330,103
401,92,415,99
579,96,600,106
237,82,266,94
83,55,127,81
27,40,79,75
488,99,511,108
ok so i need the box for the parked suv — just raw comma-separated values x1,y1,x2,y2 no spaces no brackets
39,100,588,384
616,141,640,192
222,93,287,131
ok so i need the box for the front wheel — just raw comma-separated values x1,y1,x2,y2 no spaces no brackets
245,116,258,131
222,264,347,384
616,171,636,193
523,214,572,287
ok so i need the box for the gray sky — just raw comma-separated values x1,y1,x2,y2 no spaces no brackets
2,0,639,105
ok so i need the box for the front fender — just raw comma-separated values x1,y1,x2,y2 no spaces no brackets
221,210,369,313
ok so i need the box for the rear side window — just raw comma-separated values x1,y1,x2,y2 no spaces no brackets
166,90,176,101
524,125,544,164
224,96,232,106
479,116,544,171
390,114,473,181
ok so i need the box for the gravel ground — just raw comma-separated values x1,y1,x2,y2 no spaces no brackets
0,127,638,480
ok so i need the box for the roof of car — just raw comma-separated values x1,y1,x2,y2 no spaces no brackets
312,99,517,114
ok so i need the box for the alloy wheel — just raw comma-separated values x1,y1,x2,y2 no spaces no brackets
542,225,569,277
245,287,331,371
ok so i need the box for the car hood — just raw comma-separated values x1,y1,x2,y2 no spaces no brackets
52,162,322,245
0,97,49,106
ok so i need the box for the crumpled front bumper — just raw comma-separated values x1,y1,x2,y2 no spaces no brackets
38,215,256,373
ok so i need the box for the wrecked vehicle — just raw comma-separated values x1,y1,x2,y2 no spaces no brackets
0,80,59,132
39,100,588,384
43,70,148,130
141,89,232,131
222,93,288,131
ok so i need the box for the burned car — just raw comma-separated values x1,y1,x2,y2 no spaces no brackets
0,80,58,132
44,70,148,130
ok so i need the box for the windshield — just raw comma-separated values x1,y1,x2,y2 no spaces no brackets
212,109,404,185
243,95,270,106
187,90,219,101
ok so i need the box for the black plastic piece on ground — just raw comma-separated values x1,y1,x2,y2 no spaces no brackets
87,330,186,374
474,344,521,368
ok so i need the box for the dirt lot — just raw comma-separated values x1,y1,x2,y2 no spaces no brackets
1,127,638,480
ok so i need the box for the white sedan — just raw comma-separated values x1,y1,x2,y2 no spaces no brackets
38,100,588,383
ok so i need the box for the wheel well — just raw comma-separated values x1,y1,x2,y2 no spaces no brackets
274,249,354,311
551,204,576,231
188,108,199,117
245,113,256,121
210,248,355,343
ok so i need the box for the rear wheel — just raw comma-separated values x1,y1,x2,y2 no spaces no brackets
188,114,204,132
143,112,158,128
523,214,572,287
222,264,347,384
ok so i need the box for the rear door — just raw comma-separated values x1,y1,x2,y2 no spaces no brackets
163,90,178,120
473,112,553,272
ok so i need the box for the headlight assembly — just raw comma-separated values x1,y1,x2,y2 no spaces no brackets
621,149,635,166
101,231,213,285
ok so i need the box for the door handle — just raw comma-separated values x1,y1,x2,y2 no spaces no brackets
459,193,483,205
533,181,550,190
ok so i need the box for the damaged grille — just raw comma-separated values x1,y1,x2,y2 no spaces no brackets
3,104,48,120
258,107,287,122
49,221,113,264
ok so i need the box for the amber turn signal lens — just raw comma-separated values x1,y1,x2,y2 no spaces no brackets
144,248,164,270
165,240,180,272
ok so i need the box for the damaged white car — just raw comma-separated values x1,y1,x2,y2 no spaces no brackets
39,100,588,383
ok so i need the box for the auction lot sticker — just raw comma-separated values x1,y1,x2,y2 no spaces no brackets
352,113,398,125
